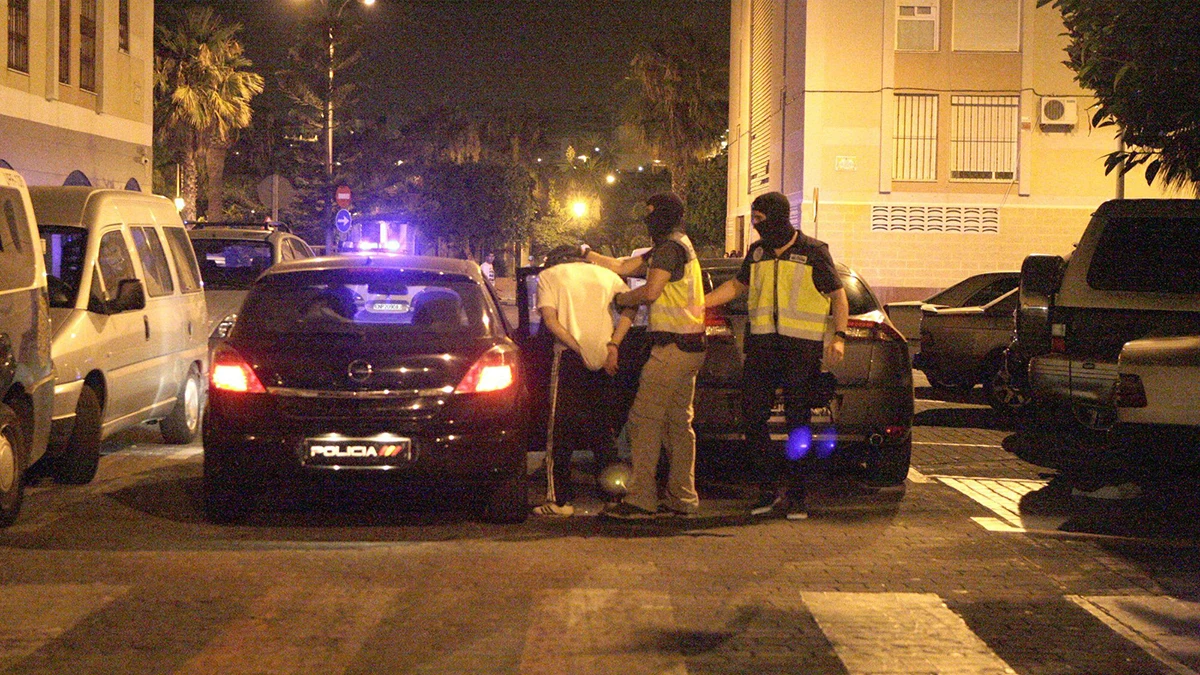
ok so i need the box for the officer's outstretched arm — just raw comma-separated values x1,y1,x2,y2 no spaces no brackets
705,278,747,308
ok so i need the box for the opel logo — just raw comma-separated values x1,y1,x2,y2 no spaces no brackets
347,359,374,383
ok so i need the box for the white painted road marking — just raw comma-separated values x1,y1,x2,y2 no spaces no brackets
0,583,128,670
936,476,1053,532
1071,595,1200,675
802,592,1017,674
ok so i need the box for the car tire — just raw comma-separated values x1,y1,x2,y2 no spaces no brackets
53,386,101,485
203,449,253,524
984,356,1032,414
0,403,27,528
483,469,529,524
161,365,202,444
865,439,912,488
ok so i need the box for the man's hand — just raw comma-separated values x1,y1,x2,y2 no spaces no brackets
824,338,845,366
604,344,619,375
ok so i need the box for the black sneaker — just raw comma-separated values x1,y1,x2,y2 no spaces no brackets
601,501,658,520
660,505,699,519
749,489,787,517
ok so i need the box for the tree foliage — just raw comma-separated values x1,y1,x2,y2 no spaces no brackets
623,28,729,198
155,5,264,220
1038,0,1200,194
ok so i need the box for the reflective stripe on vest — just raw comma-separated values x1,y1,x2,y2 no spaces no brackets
747,257,830,340
648,233,706,334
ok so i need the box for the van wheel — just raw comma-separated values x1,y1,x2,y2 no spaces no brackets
483,470,529,524
54,386,102,485
0,404,27,528
162,365,202,444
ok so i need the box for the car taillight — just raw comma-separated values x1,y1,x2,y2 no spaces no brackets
1050,323,1066,353
845,317,905,342
210,347,266,393
455,346,516,394
704,306,733,337
1113,374,1147,408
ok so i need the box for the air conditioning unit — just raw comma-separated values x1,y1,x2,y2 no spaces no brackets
1040,96,1078,126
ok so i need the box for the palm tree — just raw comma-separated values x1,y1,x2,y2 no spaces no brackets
624,28,729,199
155,6,264,220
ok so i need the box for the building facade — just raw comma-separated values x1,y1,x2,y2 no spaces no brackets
727,0,1172,302
2,0,152,190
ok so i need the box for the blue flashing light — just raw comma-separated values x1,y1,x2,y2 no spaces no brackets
817,432,837,460
786,426,812,461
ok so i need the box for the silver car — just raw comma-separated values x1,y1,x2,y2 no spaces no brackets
188,223,315,342
885,271,1019,359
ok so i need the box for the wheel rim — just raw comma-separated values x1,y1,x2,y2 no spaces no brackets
184,376,201,432
0,429,14,493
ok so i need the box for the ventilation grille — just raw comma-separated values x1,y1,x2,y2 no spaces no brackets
871,205,1000,233
748,0,776,193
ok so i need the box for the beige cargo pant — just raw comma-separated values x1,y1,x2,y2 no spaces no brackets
622,342,706,514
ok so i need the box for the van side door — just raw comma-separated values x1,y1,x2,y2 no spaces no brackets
90,228,155,426
129,226,184,411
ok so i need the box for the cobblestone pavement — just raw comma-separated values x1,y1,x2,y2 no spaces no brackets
0,378,1197,674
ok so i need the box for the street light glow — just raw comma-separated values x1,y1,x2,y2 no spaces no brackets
572,201,587,218
605,174,616,184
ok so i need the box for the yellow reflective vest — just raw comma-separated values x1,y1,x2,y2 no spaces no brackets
746,245,830,342
648,233,706,335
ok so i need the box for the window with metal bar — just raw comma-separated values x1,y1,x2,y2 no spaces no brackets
80,0,96,91
119,0,129,52
59,0,72,84
950,95,1018,182
7,0,30,73
893,94,939,182
748,0,775,193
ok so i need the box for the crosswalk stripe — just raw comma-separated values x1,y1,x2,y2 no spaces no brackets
0,583,129,670
936,476,1051,531
173,584,397,675
520,566,689,675
1070,595,1200,675
802,592,1017,674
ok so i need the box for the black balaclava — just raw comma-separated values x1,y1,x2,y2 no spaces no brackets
751,192,796,249
644,193,685,245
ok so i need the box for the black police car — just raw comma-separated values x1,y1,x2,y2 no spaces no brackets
202,254,527,523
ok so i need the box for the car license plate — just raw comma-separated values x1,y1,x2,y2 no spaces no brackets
303,437,414,467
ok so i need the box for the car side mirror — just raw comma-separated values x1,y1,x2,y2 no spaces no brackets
108,278,146,314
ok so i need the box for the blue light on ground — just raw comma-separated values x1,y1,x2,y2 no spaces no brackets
786,426,812,461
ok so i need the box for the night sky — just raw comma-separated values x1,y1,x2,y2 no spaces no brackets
201,0,730,130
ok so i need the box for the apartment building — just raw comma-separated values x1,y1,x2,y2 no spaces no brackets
2,0,152,190
727,0,1172,301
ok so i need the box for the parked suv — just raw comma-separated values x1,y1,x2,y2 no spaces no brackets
188,222,314,342
1017,199,1200,429
31,187,208,484
1111,335,1200,464
0,169,54,526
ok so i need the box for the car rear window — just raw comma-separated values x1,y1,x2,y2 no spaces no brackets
1088,216,1200,293
192,239,274,290
236,268,495,338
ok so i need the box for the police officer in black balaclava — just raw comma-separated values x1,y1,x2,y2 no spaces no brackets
703,191,850,521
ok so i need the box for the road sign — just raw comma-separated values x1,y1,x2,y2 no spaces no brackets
334,209,352,234
335,185,352,208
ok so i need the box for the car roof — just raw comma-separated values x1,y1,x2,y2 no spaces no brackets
262,254,485,283
187,224,284,242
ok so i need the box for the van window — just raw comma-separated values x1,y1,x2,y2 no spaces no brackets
162,227,203,294
39,225,88,307
0,187,35,290
131,226,175,297
1088,216,1200,293
96,230,136,302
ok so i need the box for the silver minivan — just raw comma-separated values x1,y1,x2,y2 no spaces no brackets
32,187,207,484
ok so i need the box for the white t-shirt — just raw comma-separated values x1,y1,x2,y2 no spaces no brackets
537,262,630,371
480,261,495,282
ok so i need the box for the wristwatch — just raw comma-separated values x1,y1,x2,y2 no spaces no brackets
834,330,848,340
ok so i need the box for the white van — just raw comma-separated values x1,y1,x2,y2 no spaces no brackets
31,187,207,484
